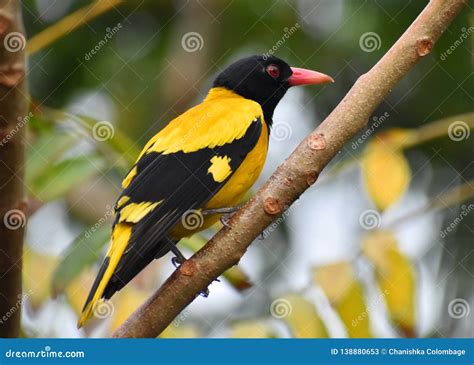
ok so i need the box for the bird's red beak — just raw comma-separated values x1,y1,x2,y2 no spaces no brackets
287,67,334,86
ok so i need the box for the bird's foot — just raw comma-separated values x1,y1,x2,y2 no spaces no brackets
167,238,187,268
220,215,231,228
171,255,186,268
201,206,241,216
200,288,210,298
202,205,241,228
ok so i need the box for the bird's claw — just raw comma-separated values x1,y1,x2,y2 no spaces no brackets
171,255,185,268
200,288,210,298
220,215,231,228
197,277,221,298
202,206,241,228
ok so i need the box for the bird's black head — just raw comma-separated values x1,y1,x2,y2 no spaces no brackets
213,55,333,125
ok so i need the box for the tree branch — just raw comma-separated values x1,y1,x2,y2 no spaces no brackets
0,0,28,337
112,0,467,338
26,0,126,55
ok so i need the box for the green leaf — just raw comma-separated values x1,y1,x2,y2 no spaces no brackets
27,112,56,134
52,224,110,295
26,132,80,183
30,155,105,202
42,106,141,166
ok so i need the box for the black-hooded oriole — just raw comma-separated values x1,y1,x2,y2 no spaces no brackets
78,55,333,327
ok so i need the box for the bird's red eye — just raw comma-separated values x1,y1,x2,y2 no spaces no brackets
266,64,280,78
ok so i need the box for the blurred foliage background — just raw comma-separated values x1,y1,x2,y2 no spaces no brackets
16,0,473,338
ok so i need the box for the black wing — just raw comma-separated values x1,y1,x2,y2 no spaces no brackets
103,118,262,297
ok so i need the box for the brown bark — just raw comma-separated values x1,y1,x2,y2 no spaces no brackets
0,0,28,338
113,0,468,338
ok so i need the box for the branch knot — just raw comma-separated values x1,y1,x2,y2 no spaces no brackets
179,260,196,276
0,64,25,87
307,133,327,151
263,197,281,215
416,37,433,56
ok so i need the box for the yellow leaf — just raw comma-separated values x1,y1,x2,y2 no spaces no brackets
224,266,252,291
230,320,274,338
109,286,148,332
314,262,371,337
160,324,200,338
65,269,95,315
362,129,413,211
274,294,328,338
363,230,416,336
23,248,57,308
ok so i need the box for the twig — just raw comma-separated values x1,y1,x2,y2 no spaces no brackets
27,0,125,55
386,180,474,229
404,112,474,148
0,0,29,337
318,111,474,186
112,0,468,338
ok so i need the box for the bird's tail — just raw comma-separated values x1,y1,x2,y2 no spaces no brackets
77,223,132,328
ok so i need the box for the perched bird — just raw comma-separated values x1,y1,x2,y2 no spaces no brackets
78,55,333,327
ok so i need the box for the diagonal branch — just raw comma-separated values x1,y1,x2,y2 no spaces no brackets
112,0,468,338
27,0,126,55
0,0,28,337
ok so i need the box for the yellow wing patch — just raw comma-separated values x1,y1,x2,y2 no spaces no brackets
116,196,130,209
118,201,162,223
77,223,132,327
122,166,137,189
143,88,263,156
208,155,232,182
